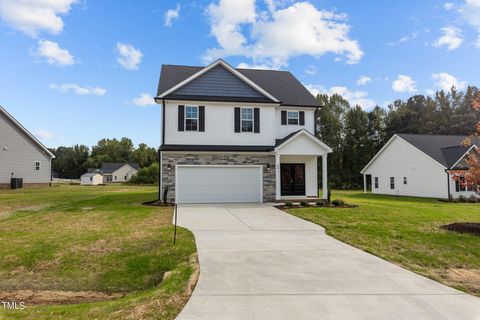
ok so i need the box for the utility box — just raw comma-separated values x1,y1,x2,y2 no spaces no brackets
10,178,23,189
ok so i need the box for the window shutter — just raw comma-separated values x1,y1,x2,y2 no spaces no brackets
254,108,260,133
299,111,305,126
178,105,185,131
199,106,205,132
281,110,287,125
234,107,240,133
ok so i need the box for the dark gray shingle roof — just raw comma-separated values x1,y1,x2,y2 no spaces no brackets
100,163,139,174
156,64,320,107
398,134,479,168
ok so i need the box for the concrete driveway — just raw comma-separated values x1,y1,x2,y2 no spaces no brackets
175,203,480,320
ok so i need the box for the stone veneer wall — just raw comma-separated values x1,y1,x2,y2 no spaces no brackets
161,153,276,203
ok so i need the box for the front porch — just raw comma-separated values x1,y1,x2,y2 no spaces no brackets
274,130,332,201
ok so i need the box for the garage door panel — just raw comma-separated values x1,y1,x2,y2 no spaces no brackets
176,166,262,204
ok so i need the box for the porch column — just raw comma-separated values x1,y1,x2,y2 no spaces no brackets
363,174,367,193
275,154,281,200
322,154,328,200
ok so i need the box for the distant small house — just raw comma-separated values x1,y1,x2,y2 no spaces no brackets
80,172,103,185
87,163,139,183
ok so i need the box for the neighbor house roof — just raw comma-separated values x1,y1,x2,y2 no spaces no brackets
156,60,320,107
0,106,55,158
100,163,140,174
361,133,480,173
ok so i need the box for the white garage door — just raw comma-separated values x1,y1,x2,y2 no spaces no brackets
176,165,262,204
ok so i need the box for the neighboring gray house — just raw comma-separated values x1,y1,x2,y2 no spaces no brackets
155,59,332,204
0,106,55,188
88,163,139,183
361,134,480,199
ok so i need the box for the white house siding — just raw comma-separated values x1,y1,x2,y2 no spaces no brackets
110,165,138,183
363,136,449,199
0,113,51,185
275,108,315,138
281,155,318,197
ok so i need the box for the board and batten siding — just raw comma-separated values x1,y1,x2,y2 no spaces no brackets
275,108,315,138
0,112,51,184
363,136,448,198
174,65,266,98
163,101,315,146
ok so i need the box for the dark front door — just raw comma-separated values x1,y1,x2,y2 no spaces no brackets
281,164,306,196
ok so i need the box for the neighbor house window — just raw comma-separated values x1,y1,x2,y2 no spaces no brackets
90,177,93,181
455,175,473,192
107,176,112,182
374,177,379,189
35,161,40,171
403,177,407,185
390,177,395,190
124,175,127,180
114,176,117,181
185,106,198,131
287,111,299,125
241,108,253,132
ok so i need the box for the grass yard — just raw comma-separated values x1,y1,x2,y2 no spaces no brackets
0,185,196,320
286,191,480,297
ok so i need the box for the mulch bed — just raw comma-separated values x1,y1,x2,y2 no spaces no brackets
275,204,358,210
440,222,480,236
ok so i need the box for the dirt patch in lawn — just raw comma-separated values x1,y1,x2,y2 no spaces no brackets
440,222,480,236
0,290,125,305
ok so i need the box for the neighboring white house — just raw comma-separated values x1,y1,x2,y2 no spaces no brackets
0,106,55,188
155,59,332,204
87,163,139,183
361,134,480,199
80,172,103,185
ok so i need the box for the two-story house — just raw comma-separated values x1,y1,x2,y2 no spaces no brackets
155,59,332,204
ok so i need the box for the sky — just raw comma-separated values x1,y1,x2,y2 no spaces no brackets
0,0,479,149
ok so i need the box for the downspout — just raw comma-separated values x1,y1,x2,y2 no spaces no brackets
446,169,451,200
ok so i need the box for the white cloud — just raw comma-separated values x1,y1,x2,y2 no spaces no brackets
35,129,57,140
432,27,463,50
459,0,480,46
0,0,78,37
204,0,363,68
356,75,372,86
444,2,454,10
49,83,106,96
35,40,75,66
304,65,317,75
164,4,180,27
387,31,418,46
432,72,466,91
392,75,417,93
130,93,155,107
305,84,375,109
116,42,143,70
237,62,274,69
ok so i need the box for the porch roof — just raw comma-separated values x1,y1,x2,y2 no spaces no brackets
275,129,332,156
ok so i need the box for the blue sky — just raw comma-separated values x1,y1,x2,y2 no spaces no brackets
0,0,479,148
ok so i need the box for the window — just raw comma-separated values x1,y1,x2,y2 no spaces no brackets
124,175,127,180
185,106,198,131
107,176,112,182
35,161,40,171
455,175,473,192
114,176,117,181
90,177,93,181
287,111,299,125
403,177,407,185
390,177,395,190
374,177,379,189
241,108,253,132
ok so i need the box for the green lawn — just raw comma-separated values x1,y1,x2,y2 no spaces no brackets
0,185,196,320
287,191,480,297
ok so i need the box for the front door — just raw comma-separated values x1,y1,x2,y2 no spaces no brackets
281,164,305,196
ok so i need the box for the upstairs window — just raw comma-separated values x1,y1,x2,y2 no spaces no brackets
287,111,299,125
390,177,395,190
374,177,379,189
241,108,253,132
35,161,40,171
185,106,198,131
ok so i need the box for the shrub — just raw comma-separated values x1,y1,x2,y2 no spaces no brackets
129,163,159,184
459,195,467,203
332,199,345,207
468,195,479,203
316,201,325,206
300,201,309,207
284,202,293,207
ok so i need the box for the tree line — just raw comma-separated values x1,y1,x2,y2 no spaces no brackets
316,86,480,189
49,138,158,179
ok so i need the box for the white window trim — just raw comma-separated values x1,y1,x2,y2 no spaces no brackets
240,107,254,133
185,105,199,132
287,111,299,125
35,161,41,171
